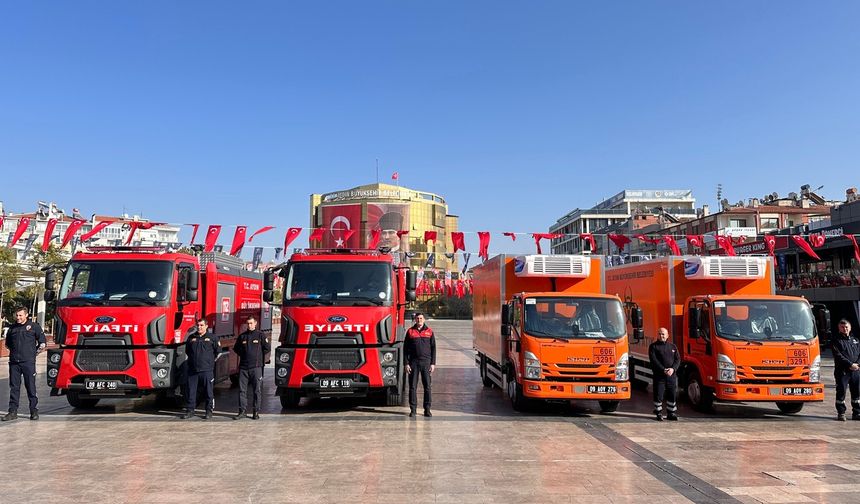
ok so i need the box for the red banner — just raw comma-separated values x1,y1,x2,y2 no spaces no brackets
283,227,302,251
321,204,361,249
844,234,860,263
451,232,465,252
368,229,381,249
203,225,222,252
189,224,200,245
579,233,596,252
80,220,113,242
686,235,704,249
248,225,274,242
61,219,87,248
608,233,631,252
230,226,247,256
42,218,58,252
477,232,490,260
662,235,681,256
792,235,821,260
715,235,736,256
10,217,30,247
424,231,437,245
503,232,517,241
309,227,325,242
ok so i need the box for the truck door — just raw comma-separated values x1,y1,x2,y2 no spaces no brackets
687,300,712,361
509,299,523,375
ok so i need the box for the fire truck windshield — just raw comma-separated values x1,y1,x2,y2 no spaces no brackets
283,261,392,306
713,300,816,342
58,260,174,307
523,297,626,339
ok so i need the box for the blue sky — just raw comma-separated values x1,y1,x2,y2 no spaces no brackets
1,1,858,255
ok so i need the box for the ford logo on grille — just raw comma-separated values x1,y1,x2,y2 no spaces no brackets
328,315,348,323
95,316,115,324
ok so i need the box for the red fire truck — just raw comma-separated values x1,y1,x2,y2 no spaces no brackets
264,249,416,409
43,247,271,409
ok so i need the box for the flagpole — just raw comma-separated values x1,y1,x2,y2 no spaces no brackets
376,158,379,184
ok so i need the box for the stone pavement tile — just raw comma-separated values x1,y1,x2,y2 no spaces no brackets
800,492,860,504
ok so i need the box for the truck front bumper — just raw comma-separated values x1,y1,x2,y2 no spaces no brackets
715,383,825,402
522,379,631,400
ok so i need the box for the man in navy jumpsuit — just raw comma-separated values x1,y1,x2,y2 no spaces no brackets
3,307,46,421
182,319,220,420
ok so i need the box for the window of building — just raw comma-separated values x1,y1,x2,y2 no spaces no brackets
729,219,747,228
760,217,779,230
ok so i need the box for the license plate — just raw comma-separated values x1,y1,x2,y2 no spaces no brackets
587,385,617,394
593,355,614,364
783,387,813,396
319,378,352,390
84,380,120,391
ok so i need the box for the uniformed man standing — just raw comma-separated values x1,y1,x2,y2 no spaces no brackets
2,307,46,422
649,327,680,421
182,319,220,420
831,319,860,421
233,316,270,420
405,312,436,418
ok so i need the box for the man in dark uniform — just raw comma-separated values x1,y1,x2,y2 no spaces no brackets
831,319,860,421
233,316,270,420
649,326,680,421
405,312,436,418
182,319,220,420
2,307,46,421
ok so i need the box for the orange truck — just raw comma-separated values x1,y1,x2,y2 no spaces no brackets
473,255,642,412
606,256,831,414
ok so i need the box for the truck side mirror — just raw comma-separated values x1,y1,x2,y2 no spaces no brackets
688,307,700,339
633,328,644,342
185,270,199,302
45,269,56,290
501,324,512,337
405,290,416,302
263,270,275,291
813,304,831,338
631,306,643,329
44,290,56,302
263,291,274,304
405,270,417,291
501,305,512,325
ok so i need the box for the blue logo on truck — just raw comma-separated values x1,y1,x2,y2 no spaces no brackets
95,316,115,324
514,258,525,273
328,315,347,323
683,261,700,276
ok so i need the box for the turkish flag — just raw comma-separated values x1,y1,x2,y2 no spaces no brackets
477,232,490,260
189,224,201,245
434,278,443,294
424,231,437,246
503,232,517,241
844,234,860,263
80,221,113,242
635,234,661,245
10,217,31,247
608,234,631,252
248,226,274,242
368,229,381,249
715,235,736,256
686,235,704,250
662,236,681,256
396,230,409,242
579,233,596,252
451,232,465,252
321,204,361,248
809,233,826,248
230,226,247,256
61,219,87,248
42,218,58,252
338,230,357,248
456,279,465,298
792,236,821,260
391,172,399,180
532,233,563,254
283,227,302,251
309,227,326,243
764,235,776,256
125,222,161,245
204,225,222,252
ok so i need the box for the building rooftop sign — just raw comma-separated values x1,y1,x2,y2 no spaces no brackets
322,188,409,203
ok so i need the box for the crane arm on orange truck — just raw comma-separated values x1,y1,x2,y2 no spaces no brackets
473,254,640,413
606,255,830,415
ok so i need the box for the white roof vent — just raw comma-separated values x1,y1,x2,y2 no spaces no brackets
514,255,591,278
683,256,766,280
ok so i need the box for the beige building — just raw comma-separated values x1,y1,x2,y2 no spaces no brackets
309,183,459,270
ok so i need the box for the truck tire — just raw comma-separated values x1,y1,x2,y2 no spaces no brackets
386,379,406,407
507,375,529,412
776,402,804,415
685,369,714,412
67,391,100,409
599,400,620,413
480,357,494,388
279,389,301,409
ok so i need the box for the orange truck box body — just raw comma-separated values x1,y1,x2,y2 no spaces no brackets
606,256,824,405
473,255,631,403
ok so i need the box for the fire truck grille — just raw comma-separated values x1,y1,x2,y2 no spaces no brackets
308,349,364,370
75,349,132,372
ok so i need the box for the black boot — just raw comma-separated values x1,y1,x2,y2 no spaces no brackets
1,411,18,422
424,409,432,417
180,410,194,420
667,413,678,421
234,409,246,420
252,410,260,420
203,410,213,420
408,409,416,418
29,410,39,421
655,413,664,421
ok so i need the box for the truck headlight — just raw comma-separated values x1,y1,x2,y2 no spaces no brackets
155,353,168,364
382,352,395,363
49,353,61,364
615,352,629,381
717,353,737,382
383,367,396,378
809,355,821,383
279,352,290,364
156,368,169,379
524,351,541,380
48,368,58,378
277,368,288,378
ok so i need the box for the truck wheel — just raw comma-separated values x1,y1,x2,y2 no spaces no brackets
599,400,620,413
386,379,406,407
480,357,494,388
229,373,240,387
686,370,714,412
507,376,528,412
776,402,804,415
67,391,99,409
279,389,301,409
